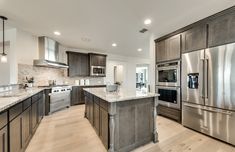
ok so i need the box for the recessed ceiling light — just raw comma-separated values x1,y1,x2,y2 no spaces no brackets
112,43,117,47
144,19,152,25
54,31,61,36
138,48,142,52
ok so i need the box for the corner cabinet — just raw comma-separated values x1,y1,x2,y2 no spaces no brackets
181,23,207,53
156,34,181,63
67,52,89,77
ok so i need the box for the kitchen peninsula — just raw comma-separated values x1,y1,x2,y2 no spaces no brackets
83,88,159,152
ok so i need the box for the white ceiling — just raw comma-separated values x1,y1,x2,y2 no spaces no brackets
0,0,234,58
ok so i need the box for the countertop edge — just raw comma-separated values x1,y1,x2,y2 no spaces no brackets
0,88,45,113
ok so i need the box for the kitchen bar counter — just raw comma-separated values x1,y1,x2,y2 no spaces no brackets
0,88,44,112
84,88,159,152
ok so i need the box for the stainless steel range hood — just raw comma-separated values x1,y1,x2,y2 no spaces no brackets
33,37,68,68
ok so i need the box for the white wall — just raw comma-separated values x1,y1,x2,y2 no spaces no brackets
0,28,17,85
16,29,38,65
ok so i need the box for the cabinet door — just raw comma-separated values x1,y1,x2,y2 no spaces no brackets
166,34,181,60
31,101,38,133
22,107,31,149
71,86,79,105
89,98,94,125
182,24,207,53
93,102,100,135
38,97,44,122
80,54,89,76
0,126,8,152
67,52,89,77
100,107,108,150
67,53,79,77
208,10,235,47
10,115,23,152
90,54,106,66
156,40,167,62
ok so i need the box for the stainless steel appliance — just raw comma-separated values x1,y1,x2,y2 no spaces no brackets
182,43,235,145
90,66,106,76
156,86,180,109
156,61,180,86
49,86,72,114
33,37,69,68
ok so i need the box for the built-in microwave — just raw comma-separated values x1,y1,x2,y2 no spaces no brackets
156,86,181,109
90,66,106,76
156,61,180,87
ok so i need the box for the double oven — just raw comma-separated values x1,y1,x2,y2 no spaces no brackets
156,61,181,109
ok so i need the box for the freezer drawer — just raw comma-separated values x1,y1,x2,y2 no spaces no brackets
182,102,235,145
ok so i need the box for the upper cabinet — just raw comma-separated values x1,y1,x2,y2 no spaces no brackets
181,24,207,53
67,52,107,77
156,34,181,63
89,53,107,67
208,10,235,47
67,52,89,77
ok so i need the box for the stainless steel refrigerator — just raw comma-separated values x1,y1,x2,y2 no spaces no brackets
182,43,235,145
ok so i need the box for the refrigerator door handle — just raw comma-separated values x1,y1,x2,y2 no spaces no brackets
200,59,205,98
184,103,233,116
205,58,209,99
202,108,233,116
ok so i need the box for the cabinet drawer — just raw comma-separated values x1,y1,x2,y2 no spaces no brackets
32,94,39,103
23,98,31,110
0,111,7,129
9,103,23,121
100,99,108,111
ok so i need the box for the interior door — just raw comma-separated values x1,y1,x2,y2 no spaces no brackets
205,43,235,110
182,50,205,105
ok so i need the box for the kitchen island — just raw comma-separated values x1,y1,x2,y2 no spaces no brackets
83,88,159,152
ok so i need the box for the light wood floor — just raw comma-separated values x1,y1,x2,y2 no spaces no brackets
26,105,235,152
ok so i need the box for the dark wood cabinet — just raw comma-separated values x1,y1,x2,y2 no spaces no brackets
156,34,181,63
208,10,235,47
67,52,89,77
99,107,109,150
71,85,106,106
38,97,44,122
9,114,23,152
89,53,107,66
182,24,207,53
71,86,82,105
22,107,31,149
93,99,100,135
31,101,39,133
0,126,8,152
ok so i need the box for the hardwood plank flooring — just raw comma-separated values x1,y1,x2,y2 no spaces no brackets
26,105,235,152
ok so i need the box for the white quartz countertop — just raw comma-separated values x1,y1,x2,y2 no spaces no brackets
0,88,44,112
83,88,159,103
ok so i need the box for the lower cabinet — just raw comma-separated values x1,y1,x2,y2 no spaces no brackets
38,97,44,122
85,92,109,150
9,114,23,152
22,107,31,149
0,126,8,152
100,107,109,150
31,101,39,133
93,102,100,134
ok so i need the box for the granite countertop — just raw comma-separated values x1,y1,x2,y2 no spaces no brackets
0,88,44,112
83,88,160,103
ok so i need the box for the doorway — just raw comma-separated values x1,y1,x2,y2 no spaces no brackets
136,64,149,92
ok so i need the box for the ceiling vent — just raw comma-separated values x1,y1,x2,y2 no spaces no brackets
139,28,148,33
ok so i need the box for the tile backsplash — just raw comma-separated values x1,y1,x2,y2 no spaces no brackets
18,64,105,86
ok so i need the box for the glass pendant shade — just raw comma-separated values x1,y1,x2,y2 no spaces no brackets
1,54,7,63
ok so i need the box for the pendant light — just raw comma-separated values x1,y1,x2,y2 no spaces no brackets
0,16,8,63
